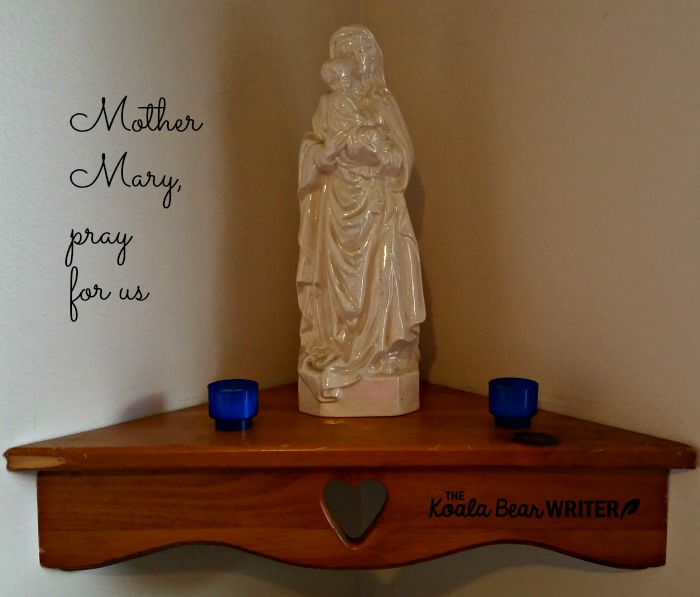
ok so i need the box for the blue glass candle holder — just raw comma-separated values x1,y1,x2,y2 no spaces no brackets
208,379,259,431
488,377,539,429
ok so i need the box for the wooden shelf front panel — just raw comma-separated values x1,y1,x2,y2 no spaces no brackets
5,384,695,570
38,467,668,570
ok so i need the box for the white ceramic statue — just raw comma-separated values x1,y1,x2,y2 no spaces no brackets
297,25,426,417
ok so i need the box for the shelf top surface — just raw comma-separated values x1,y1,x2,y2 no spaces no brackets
5,383,696,472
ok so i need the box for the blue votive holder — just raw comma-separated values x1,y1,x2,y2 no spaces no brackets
208,379,259,431
488,377,539,429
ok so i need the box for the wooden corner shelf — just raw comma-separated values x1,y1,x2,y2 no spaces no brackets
5,383,695,570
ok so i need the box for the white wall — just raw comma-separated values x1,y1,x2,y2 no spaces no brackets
363,1,700,595
0,1,359,595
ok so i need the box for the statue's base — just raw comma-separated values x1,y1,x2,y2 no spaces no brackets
298,370,420,417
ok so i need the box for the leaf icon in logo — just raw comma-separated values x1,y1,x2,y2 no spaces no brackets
621,498,640,519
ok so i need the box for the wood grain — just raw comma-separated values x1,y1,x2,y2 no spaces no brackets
37,468,668,569
4,383,696,570
5,384,696,472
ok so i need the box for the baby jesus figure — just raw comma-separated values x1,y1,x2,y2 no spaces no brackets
320,58,393,170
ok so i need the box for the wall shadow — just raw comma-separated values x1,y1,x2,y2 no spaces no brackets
102,545,358,596
404,168,437,378
118,392,166,422
361,544,627,596
210,4,357,390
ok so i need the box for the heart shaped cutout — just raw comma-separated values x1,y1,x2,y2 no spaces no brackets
322,479,388,545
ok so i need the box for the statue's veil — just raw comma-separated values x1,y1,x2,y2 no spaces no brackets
329,25,386,86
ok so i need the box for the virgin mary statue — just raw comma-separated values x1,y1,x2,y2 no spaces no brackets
297,25,425,417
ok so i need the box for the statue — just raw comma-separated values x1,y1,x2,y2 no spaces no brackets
297,25,425,417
